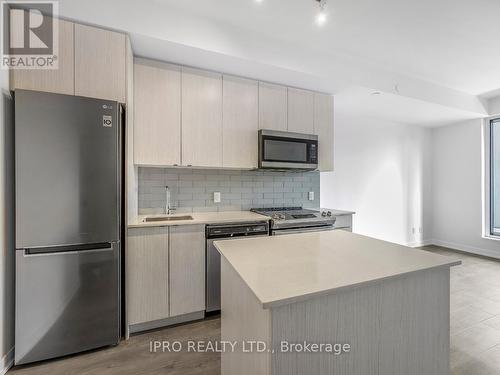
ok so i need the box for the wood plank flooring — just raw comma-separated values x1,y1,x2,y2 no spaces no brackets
9,246,500,375
422,245,500,375
9,317,221,375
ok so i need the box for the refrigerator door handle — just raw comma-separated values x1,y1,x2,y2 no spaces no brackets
23,242,115,256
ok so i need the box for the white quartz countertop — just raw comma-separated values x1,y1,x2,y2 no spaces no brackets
215,230,461,309
128,211,271,228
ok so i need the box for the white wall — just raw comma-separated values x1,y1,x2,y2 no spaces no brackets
431,119,500,258
489,95,500,116
321,112,433,247
0,69,15,373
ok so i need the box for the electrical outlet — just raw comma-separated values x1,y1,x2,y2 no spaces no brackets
308,191,314,201
214,192,221,203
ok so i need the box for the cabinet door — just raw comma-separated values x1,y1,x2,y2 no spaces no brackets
127,227,169,325
288,88,314,134
258,82,287,131
10,18,74,95
314,93,334,172
181,67,223,167
169,225,205,316
125,37,138,222
134,60,181,166
74,24,126,102
223,75,258,169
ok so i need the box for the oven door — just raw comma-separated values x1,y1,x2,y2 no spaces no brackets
259,130,318,170
272,225,334,236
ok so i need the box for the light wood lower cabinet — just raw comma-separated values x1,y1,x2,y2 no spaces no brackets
169,225,206,316
127,227,169,326
127,225,206,329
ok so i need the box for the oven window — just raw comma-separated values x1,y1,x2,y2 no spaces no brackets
264,139,307,162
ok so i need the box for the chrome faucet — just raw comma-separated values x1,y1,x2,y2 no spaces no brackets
165,186,176,215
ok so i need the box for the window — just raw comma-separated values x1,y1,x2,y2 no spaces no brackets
491,118,500,236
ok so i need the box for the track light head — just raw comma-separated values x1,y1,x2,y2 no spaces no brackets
315,0,328,26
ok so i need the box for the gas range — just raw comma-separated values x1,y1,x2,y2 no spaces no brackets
251,207,336,235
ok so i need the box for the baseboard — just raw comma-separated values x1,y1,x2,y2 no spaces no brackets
129,311,205,334
1,347,14,375
406,240,433,248
432,239,500,260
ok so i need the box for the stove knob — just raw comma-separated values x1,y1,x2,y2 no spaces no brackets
327,211,332,217
321,211,327,217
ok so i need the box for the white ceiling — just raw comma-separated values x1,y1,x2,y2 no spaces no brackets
57,0,500,126
335,86,481,127
157,0,500,96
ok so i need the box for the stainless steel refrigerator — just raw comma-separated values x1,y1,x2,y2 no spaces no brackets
14,90,122,365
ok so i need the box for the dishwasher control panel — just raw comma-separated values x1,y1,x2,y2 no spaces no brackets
206,222,270,239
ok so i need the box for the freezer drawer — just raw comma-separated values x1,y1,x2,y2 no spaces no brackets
15,242,120,365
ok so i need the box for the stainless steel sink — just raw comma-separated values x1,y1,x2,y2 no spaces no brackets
143,215,193,222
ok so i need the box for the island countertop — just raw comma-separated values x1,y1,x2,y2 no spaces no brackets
215,230,461,309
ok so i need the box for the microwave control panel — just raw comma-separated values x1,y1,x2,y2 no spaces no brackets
309,143,318,163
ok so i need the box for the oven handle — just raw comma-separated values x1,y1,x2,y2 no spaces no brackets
272,226,334,236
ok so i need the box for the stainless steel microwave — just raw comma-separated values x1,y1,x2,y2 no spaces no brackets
258,130,318,170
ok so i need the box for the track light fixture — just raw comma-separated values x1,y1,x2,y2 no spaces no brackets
315,0,328,26
253,0,329,25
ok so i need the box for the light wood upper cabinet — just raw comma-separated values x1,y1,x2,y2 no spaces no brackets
287,88,314,134
169,225,206,317
134,60,181,166
314,93,334,172
127,58,334,171
258,82,287,131
125,37,138,222
10,18,75,95
10,19,128,103
223,76,259,169
74,24,126,102
181,67,223,167
127,227,169,326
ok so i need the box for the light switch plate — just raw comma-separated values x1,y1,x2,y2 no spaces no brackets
308,191,314,201
214,192,221,203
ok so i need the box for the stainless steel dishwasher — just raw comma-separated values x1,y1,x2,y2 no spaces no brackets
206,221,269,312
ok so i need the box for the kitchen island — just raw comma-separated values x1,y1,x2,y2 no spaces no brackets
215,230,461,375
